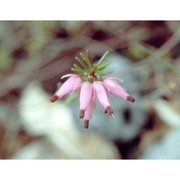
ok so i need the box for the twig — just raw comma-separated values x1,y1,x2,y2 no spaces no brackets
118,24,180,76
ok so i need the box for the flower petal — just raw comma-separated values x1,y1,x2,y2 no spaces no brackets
106,76,124,83
56,76,80,98
93,81,110,110
84,99,94,121
103,78,117,88
72,76,82,93
103,78,129,100
61,73,78,79
80,82,93,111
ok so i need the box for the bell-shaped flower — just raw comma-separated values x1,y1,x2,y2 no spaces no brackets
93,81,113,115
50,74,81,102
79,82,93,118
103,77,135,103
83,99,96,128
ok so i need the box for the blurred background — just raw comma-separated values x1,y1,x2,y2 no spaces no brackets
0,21,179,159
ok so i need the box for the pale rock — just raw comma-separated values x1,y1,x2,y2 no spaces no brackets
72,53,145,142
17,81,120,159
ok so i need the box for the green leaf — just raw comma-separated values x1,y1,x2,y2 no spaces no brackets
97,51,110,66
65,94,79,104
96,70,113,76
75,56,89,69
71,67,84,74
73,64,85,73
128,43,154,59
0,50,12,72
97,60,112,71
79,52,92,68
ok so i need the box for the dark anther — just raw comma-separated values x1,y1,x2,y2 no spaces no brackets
105,106,114,116
127,96,136,103
79,110,85,119
84,120,89,129
50,95,58,102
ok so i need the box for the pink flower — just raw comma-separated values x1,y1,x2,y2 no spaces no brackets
84,99,96,128
103,77,135,103
79,82,93,118
50,51,136,128
50,74,81,102
93,81,113,115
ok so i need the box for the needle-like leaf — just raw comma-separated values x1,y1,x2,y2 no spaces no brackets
75,56,89,69
80,52,92,69
97,60,112,71
96,51,110,66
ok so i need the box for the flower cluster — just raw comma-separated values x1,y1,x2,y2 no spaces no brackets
50,50,135,128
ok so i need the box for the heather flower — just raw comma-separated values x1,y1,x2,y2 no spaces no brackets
79,81,93,118
50,74,81,102
93,81,113,116
50,50,136,128
84,99,95,128
103,77,135,103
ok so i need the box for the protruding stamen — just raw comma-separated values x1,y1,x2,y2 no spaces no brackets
79,110,85,119
127,96,136,103
111,113,115,118
84,120,89,128
105,106,114,116
50,95,58,102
